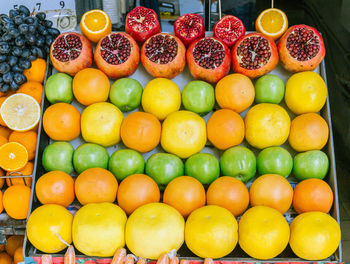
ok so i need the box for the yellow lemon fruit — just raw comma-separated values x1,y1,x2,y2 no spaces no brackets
185,205,238,258
142,78,181,120
238,206,290,259
81,102,124,147
289,211,341,260
126,203,184,259
161,110,207,158
285,71,327,115
245,103,290,149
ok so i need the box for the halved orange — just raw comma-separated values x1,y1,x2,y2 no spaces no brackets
0,142,28,172
256,8,288,40
81,9,112,43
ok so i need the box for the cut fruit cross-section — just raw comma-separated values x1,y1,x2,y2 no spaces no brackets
81,9,112,43
256,8,288,40
0,142,28,172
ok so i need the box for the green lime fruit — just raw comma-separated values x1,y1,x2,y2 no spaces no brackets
257,147,293,177
73,143,109,174
182,80,215,116
145,153,184,189
109,78,143,112
185,153,219,185
42,141,74,174
108,149,145,181
220,146,256,183
293,150,329,181
45,73,74,104
255,74,285,104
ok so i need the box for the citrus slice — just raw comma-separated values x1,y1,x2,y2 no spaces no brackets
81,9,112,43
0,94,40,132
0,142,28,172
256,8,288,40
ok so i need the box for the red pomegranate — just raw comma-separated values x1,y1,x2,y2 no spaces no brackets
94,32,140,79
125,6,161,43
278,24,325,72
231,33,278,79
174,13,205,46
50,32,93,76
213,15,246,48
186,37,231,83
141,33,186,79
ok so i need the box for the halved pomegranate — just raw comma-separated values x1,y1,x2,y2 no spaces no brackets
186,37,231,83
50,32,93,76
213,15,246,48
125,6,161,43
141,33,186,79
174,13,205,46
278,24,325,72
94,32,140,79
232,33,278,79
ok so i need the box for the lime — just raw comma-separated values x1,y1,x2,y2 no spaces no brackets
73,143,109,174
42,142,74,174
255,74,285,104
185,153,219,185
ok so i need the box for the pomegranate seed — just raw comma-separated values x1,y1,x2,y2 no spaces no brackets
100,34,131,65
52,34,82,62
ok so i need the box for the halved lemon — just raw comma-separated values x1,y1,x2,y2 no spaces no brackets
0,94,40,132
81,9,112,43
0,142,28,172
256,8,288,40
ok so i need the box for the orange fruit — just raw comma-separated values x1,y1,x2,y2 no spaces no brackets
289,113,329,152
3,185,31,219
0,136,7,147
0,126,11,139
5,236,24,257
206,176,249,217
81,9,112,43
23,58,47,84
215,74,255,113
73,68,110,106
9,131,37,161
43,103,81,141
75,168,118,205
256,8,288,40
0,245,3,252
249,174,293,214
121,112,161,153
35,171,75,207
13,246,23,264
0,169,5,189
6,162,33,187
117,174,160,215
207,109,245,150
0,142,28,172
0,252,12,264
163,176,206,218
0,97,8,127
0,192,3,214
16,81,43,105
293,178,333,214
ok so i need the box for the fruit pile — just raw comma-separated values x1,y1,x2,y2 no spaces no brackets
0,235,25,264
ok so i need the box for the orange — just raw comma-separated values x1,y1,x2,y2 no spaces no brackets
0,142,28,172
81,9,112,43
0,169,5,189
3,185,31,219
75,168,118,205
23,58,47,83
289,113,329,152
0,252,12,264
0,192,3,214
215,74,255,113
9,131,37,161
249,174,293,214
0,136,7,147
0,245,3,252
43,103,81,141
121,112,161,153
73,68,110,106
293,178,333,214
35,171,75,207
117,174,160,215
0,97,8,126
0,126,11,139
256,8,288,40
13,246,23,264
206,176,249,217
16,81,43,105
6,162,33,187
207,109,245,150
5,236,24,257
163,176,206,218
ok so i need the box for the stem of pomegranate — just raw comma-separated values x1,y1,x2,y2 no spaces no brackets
271,0,274,8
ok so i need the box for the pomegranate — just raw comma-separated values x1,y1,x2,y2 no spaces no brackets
174,13,205,46
213,15,246,48
278,24,325,72
141,33,186,79
94,32,140,79
125,6,161,43
231,33,278,79
186,37,231,83
50,32,93,76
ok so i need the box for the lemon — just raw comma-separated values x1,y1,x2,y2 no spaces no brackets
142,78,181,120
285,71,327,114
